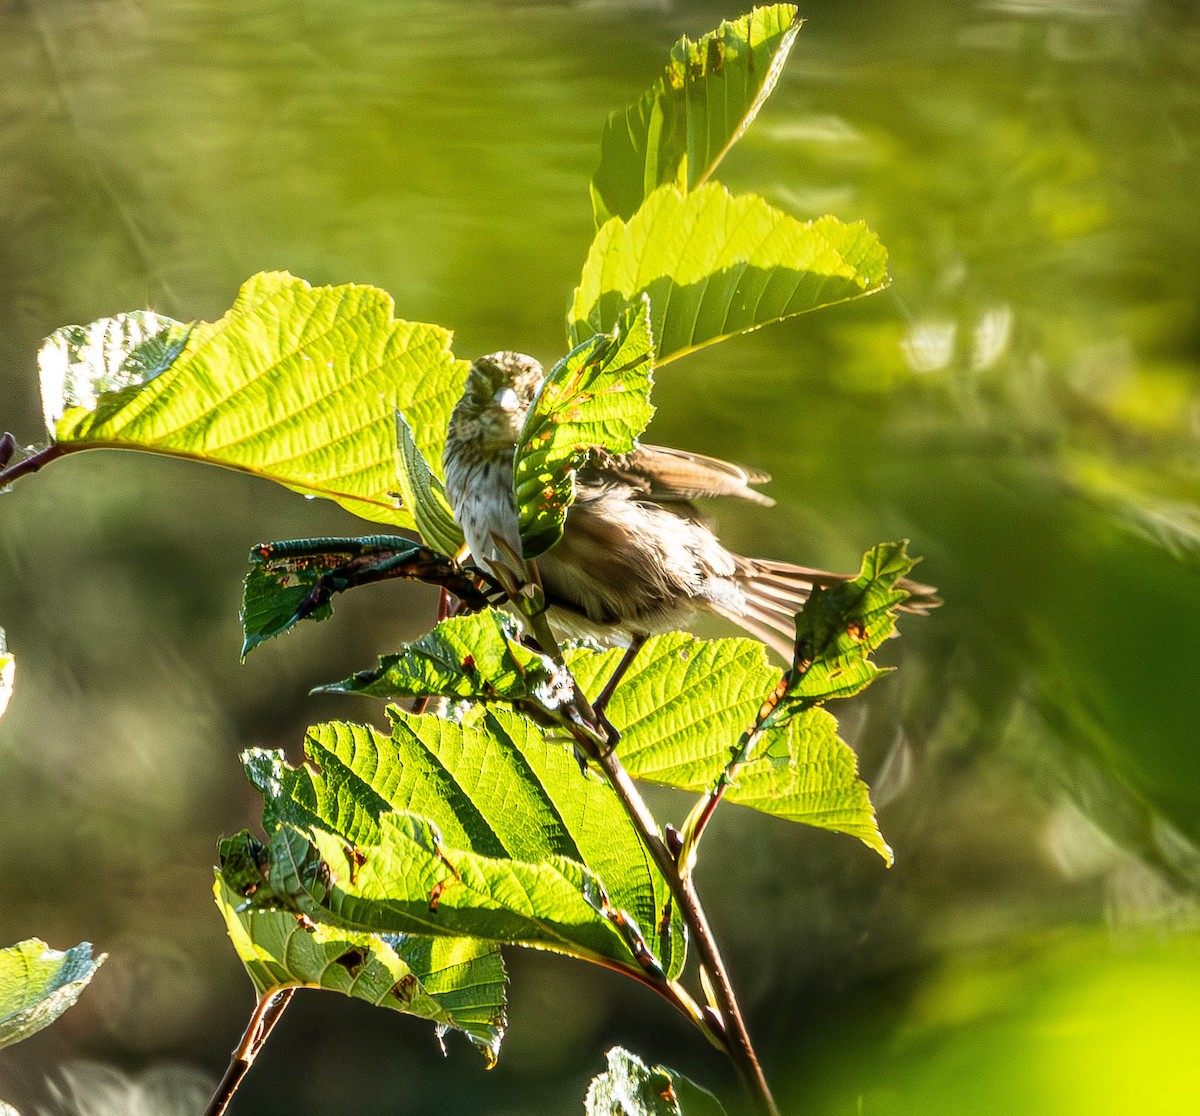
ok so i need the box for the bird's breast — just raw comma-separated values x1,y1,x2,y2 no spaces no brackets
444,446,521,565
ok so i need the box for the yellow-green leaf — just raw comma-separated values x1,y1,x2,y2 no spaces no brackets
0,939,105,1050
591,5,802,226
516,299,655,558
214,878,505,1060
40,271,468,528
571,183,888,365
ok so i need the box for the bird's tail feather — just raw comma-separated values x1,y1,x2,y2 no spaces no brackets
711,557,940,660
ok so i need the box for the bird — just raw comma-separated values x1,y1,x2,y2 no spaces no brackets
443,351,938,662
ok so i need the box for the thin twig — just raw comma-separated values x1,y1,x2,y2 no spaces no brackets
681,676,790,870
593,748,780,1116
0,443,66,489
203,989,295,1116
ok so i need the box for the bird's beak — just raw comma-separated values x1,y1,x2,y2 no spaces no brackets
494,387,521,413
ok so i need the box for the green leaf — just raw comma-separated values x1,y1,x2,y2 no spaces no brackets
515,299,655,558
38,311,190,430
723,707,890,858
0,629,12,721
566,633,777,788
570,183,888,365
0,939,105,1050
226,707,685,977
318,609,572,712
240,536,491,657
394,410,465,557
585,1047,728,1116
567,633,890,860
591,5,802,225
214,877,505,1061
39,272,468,528
780,540,917,715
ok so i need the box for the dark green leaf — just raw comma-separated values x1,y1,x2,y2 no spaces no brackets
591,5,802,225
240,536,490,657
515,299,655,558
317,609,572,712
0,939,105,1050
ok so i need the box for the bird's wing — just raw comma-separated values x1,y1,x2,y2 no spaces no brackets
585,444,775,506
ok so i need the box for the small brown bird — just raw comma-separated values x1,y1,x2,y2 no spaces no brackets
443,351,937,660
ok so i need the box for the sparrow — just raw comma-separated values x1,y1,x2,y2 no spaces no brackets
443,351,937,660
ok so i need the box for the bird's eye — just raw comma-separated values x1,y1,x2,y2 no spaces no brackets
493,387,521,413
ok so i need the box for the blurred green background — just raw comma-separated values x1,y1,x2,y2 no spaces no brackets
2,0,1199,1112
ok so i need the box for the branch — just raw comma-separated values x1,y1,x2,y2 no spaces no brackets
0,442,66,488
203,989,295,1116
503,558,780,1116
593,746,779,1116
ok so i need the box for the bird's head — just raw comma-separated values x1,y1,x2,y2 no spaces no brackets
448,351,545,454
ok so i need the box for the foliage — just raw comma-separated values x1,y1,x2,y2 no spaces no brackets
571,184,888,365
0,8,922,1114
0,939,105,1051
590,5,802,226
34,272,467,530
214,878,506,1061
515,299,656,558
240,536,490,658
585,1047,728,1116
224,707,687,978
318,610,571,710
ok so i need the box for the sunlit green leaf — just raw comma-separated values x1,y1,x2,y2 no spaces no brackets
591,5,801,225
0,629,12,721
726,707,889,858
214,878,505,1060
585,1046,728,1116
38,271,468,528
0,939,105,1050
779,540,917,716
240,536,489,658
38,311,190,431
318,609,572,712
395,410,464,556
571,183,888,365
225,707,685,976
567,632,889,859
515,299,655,559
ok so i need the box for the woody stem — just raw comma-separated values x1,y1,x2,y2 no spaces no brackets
510,566,779,1116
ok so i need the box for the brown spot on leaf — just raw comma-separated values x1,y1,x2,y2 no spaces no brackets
847,619,867,642
344,845,367,886
391,973,419,1003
